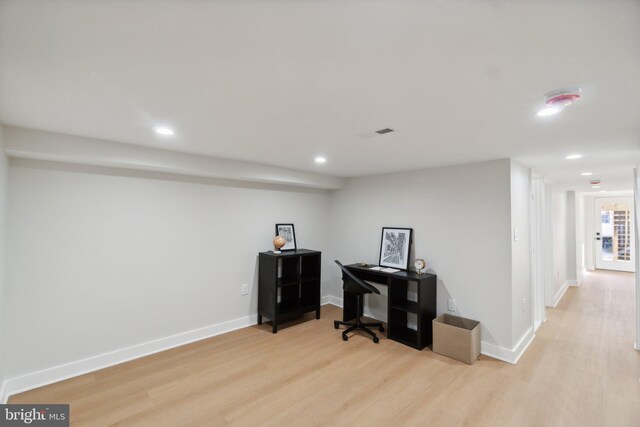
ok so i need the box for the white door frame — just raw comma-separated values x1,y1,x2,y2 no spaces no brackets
633,167,640,350
530,171,547,330
594,196,635,273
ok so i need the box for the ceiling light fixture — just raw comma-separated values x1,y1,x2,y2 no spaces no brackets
154,126,174,136
536,106,561,117
592,185,601,189
581,172,593,176
315,156,327,164
565,154,582,160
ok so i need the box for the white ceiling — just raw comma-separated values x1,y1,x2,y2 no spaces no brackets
1,0,639,191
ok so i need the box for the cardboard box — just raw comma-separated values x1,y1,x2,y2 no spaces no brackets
432,314,481,365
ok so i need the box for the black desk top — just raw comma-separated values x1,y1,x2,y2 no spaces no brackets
345,263,436,282
260,249,320,257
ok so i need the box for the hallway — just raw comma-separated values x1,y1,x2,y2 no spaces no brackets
516,269,640,425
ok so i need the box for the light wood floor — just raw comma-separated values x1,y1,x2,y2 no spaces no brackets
10,270,640,426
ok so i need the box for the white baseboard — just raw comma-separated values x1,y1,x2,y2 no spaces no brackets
549,281,571,308
569,279,581,287
3,298,342,402
2,313,260,402
481,327,535,365
3,297,535,401
635,343,639,351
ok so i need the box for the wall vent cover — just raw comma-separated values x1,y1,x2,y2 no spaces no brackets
375,128,394,135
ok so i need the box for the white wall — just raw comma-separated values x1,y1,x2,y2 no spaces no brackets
5,159,331,380
510,160,531,344
328,159,515,353
4,154,537,391
550,187,569,306
0,125,8,397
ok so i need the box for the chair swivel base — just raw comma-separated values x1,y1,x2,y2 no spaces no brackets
334,318,384,343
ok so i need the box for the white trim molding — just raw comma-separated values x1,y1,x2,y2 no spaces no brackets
481,327,535,365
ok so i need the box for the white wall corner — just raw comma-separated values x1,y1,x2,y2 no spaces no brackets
481,327,535,365
549,280,571,308
321,295,343,308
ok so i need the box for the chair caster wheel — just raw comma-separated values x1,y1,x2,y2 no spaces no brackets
334,321,340,329
379,326,385,332
373,336,379,343
342,334,348,341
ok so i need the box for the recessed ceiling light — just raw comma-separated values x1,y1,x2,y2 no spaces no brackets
565,154,582,160
581,172,593,176
592,185,601,189
536,106,561,117
315,156,326,164
154,126,174,136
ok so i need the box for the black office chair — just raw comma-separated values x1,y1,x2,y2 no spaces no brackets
334,260,384,343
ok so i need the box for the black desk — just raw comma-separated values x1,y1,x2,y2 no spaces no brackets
342,264,437,350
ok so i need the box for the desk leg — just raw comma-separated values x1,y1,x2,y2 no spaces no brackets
342,291,359,321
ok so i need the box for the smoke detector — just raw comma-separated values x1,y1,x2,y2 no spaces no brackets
537,88,581,117
545,88,581,107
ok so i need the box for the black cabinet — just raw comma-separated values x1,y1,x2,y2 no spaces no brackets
258,249,321,333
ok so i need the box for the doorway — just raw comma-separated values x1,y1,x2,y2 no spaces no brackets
530,173,549,330
594,197,635,272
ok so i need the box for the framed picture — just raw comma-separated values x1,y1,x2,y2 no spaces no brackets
275,224,297,251
379,227,412,270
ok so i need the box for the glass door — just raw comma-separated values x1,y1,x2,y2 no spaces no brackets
595,197,635,272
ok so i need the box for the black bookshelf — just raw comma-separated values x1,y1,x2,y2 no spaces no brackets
258,249,321,333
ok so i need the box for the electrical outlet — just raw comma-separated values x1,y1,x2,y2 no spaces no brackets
447,299,456,312
522,297,527,312
241,284,248,296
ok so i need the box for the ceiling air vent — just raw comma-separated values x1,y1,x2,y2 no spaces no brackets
375,128,394,135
